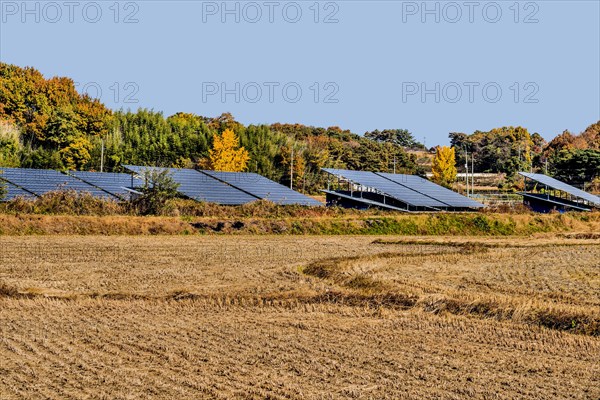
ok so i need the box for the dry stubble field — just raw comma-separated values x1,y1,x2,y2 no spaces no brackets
1,235,599,399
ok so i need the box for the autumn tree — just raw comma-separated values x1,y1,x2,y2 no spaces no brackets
279,144,307,190
206,128,250,172
542,121,600,184
364,129,425,149
60,136,93,170
0,62,113,170
449,126,537,179
0,120,22,167
432,146,457,188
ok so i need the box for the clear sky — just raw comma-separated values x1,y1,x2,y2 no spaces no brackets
1,0,599,145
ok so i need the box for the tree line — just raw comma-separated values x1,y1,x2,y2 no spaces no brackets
449,123,599,187
0,63,425,193
1,62,598,194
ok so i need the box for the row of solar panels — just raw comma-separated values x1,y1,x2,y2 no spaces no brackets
122,166,321,206
323,168,485,209
4,166,593,210
0,167,322,206
0,168,141,201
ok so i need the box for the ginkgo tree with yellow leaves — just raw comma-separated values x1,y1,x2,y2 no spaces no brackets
206,128,250,172
432,146,457,188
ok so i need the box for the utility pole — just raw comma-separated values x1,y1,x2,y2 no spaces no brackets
100,138,105,173
290,147,294,190
465,150,469,197
471,153,474,197
530,150,533,173
393,156,396,174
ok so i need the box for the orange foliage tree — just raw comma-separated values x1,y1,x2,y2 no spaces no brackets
432,146,457,188
207,129,250,172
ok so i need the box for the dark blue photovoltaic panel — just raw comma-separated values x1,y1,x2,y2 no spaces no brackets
376,172,485,208
123,165,257,205
0,168,117,199
68,171,142,199
323,168,447,208
520,172,600,206
201,171,322,206
0,178,36,200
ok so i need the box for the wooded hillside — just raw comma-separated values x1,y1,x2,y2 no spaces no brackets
1,63,598,192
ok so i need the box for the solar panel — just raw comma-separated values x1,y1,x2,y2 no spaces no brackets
376,172,485,208
68,171,142,199
323,168,447,208
519,172,600,206
201,171,322,206
123,165,257,205
0,168,117,199
0,178,36,201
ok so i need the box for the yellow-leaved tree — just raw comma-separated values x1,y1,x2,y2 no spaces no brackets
432,146,457,188
207,128,250,172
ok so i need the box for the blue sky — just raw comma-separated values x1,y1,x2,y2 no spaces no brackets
1,0,599,145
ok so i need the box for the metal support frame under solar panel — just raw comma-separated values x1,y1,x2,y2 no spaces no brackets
322,169,483,212
519,192,593,213
323,174,438,212
324,169,445,211
322,190,411,212
519,172,600,212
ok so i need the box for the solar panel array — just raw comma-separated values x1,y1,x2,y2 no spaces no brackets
377,172,485,208
201,170,322,206
0,167,116,199
323,168,484,209
1,166,324,206
68,171,142,199
0,179,36,200
520,172,600,206
123,165,258,205
323,168,447,208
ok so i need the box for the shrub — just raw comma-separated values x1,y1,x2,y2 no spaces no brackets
132,169,180,215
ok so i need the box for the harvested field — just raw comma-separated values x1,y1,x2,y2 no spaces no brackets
1,235,599,399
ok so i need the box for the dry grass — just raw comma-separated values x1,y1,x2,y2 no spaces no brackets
1,211,599,236
304,239,600,335
1,235,599,399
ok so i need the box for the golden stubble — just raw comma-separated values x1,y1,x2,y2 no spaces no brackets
1,235,599,399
